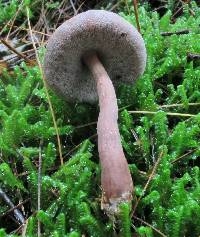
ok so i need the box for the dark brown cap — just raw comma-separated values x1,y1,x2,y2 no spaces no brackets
44,10,146,103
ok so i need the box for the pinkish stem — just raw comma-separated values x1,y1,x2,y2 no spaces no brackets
84,53,133,215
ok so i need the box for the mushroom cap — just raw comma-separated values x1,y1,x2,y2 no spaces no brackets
44,10,146,103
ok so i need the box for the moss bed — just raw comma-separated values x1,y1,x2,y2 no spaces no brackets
0,1,200,236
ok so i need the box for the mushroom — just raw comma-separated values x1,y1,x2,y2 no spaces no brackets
44,10,146,216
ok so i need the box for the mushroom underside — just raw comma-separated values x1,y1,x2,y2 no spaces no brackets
44,10,146,103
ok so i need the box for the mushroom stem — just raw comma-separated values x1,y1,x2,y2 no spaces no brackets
83,52,133,215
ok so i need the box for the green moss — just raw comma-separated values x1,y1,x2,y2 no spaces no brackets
0,2,200,236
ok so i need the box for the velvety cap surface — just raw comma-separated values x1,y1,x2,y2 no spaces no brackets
44,10,146,103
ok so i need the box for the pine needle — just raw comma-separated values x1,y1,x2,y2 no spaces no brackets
125,0,131,15
132,150,164,215
37,140,42,237
160,102,200,108
26,7,63,165
133,215,167,237
129,110,196,117
132,0,141,32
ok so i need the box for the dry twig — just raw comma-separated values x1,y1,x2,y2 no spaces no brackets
6,0,24,40
161,29,190,36
70,0,77,15
133,215,167,237
64,133,97,158
26,7,63,165
7,23,51,37
0,0,23,36
37,140,42,237
171,148,198,164
132,0,141,33
1,198,30,218
187,52,200,61
0,188,25,224
160,102,200,108
129,110,195,117
125,0,131,15
0,39,34,64
132,150,164,215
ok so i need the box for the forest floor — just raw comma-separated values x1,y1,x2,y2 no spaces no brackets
0,0,200,237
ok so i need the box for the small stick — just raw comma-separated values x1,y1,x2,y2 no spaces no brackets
38,140,43,237
6,23,51,37
128,110,195,117
70,0,77,15
63,133,97,158
75,121,97,129
0,188,25,224
171,5,183,19
0,39,33,64
11,222,26,235
171,148,198,164
0,0,23,35
75,0,85,14
160,102,200,108
180,0,195,16
6,0,24,40
153,6,167,12
125,0,131,15
160,29,190,36
132,0,141,33
133,215,167,237
110,2,120,11
51,0,65,19
132,151,164,215
22,219,29,237
187,52,200,61
1,198,30,218
26,7,63,166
